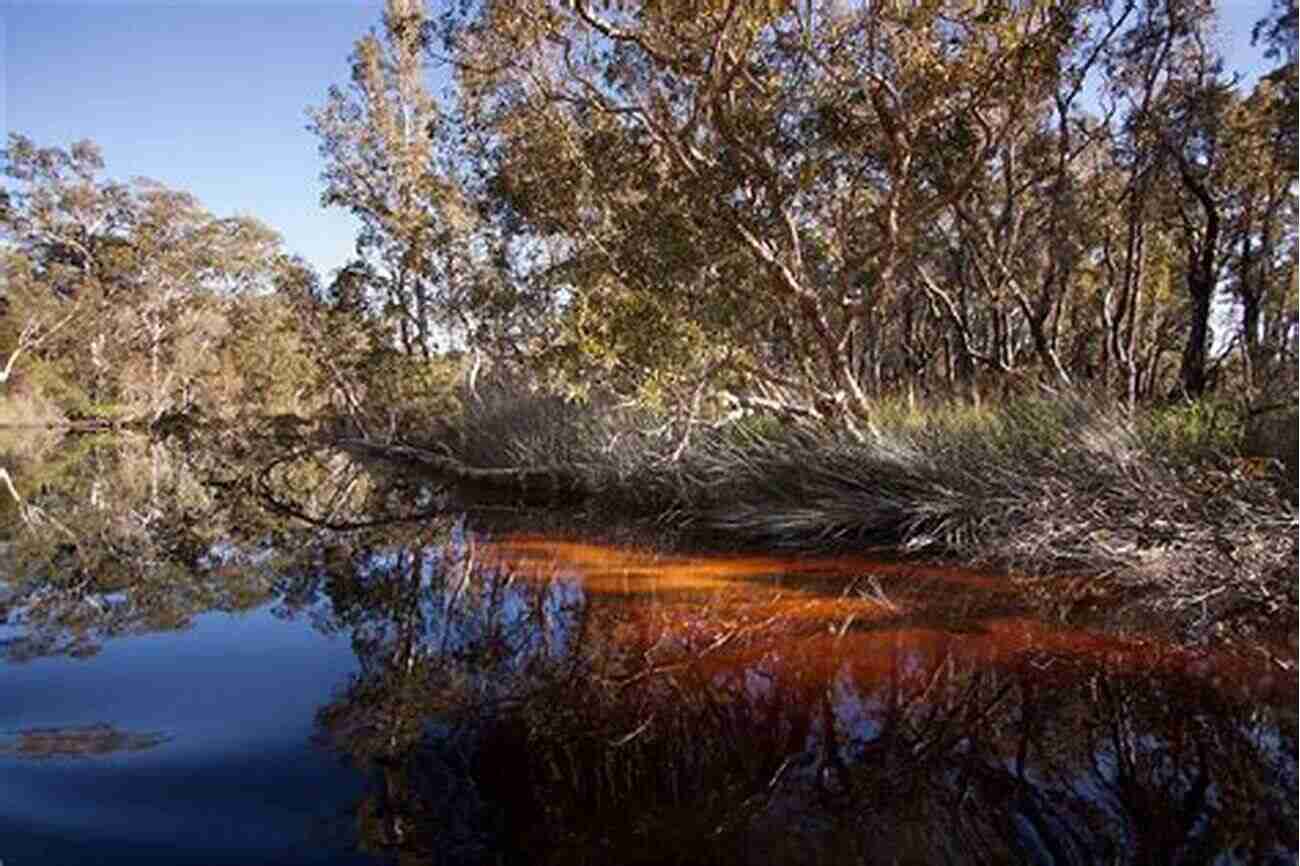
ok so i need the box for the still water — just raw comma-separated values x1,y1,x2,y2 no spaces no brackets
0,434,1295,865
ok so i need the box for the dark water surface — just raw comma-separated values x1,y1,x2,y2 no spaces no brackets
0,435,1295,864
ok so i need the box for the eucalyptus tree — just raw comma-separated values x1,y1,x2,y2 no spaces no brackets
1100,0,1283,399
1253,0,1298,166
2,134,285,419
0,249,76,389
0,135,134,397
0,135,136,294
1223,3,1299,400
919,1,1137,394
310,0,487,360
441,0,1091,425
306,0,1297,417
123,182,282,419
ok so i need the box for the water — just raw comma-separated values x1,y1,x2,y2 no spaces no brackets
0,608,369,864
0,434,1295,864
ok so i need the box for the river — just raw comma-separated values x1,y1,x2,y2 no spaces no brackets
0,432,1294,864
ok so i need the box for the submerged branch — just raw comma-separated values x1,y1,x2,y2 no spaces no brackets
334,438,592,503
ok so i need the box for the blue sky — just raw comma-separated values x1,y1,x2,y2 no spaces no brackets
3,1,400,280
1,1,1280,282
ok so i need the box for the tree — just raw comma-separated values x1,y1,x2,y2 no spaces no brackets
1226,0,1300,401
1101,0,1287,399
0,135,131,398
302,0,1294,418
122,182,282,419
0,250,76,389
310,0,485,359
2,134,285,420
443,0,1111,424
1253,0,1298,167
923,1,1133,395
1219,77,1299,401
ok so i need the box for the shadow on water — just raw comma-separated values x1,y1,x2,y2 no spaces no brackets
0,433,1295,865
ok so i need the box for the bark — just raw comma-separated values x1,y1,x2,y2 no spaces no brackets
1176,165,1220,398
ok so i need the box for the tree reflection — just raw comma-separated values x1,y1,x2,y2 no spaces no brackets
0,431,394,660
306,537,1298,865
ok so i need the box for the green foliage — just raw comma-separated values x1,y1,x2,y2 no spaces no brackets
308,0,489,359
9,0,1296,437
1138,399,1247,463
19,357,92,416
216,295,321,417
414,0,1297,418
361,349,465,428
1,134,316,425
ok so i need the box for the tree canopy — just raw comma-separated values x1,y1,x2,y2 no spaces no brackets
390,0,1294,420
4,0,1294,431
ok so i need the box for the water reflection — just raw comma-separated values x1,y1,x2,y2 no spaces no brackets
0,436,1295,865
304,530,1297,865
0,434,279,660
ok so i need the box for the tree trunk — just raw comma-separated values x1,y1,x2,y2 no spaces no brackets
1177,168,1221,399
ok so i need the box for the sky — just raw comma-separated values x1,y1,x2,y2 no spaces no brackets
3,1,394,281
1,1,1282,283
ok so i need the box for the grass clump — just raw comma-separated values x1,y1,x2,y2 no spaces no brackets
678,397,1294,640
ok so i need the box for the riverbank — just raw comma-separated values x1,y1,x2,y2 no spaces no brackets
339,393,1297,645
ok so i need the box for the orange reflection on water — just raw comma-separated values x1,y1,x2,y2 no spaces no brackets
474,535,1296,707
808,617,1292,705
478,535,1013,594
478,536,793,592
